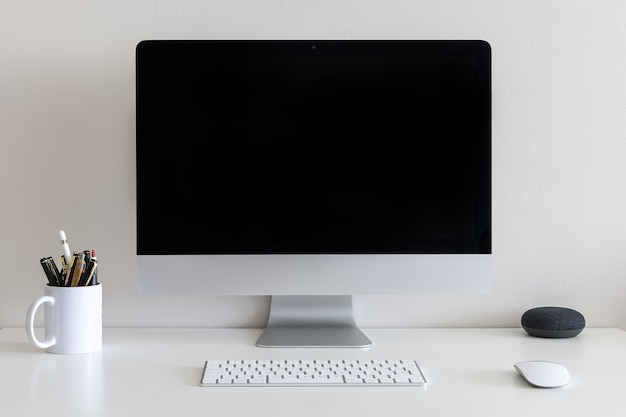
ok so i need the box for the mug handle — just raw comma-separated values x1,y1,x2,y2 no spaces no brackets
25,295,56,349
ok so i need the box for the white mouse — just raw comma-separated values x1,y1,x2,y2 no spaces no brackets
514,360,570,388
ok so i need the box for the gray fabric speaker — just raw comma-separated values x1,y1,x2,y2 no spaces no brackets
521,307,585,338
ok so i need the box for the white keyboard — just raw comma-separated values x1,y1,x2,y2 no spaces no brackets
200,359,426,387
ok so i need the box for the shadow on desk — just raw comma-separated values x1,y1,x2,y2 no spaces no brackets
468,369,522,388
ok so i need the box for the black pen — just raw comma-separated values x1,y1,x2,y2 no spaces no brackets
59,256,67,286
47,257,62,286
59,231,72,278
80,258,97,286
40,257,58,286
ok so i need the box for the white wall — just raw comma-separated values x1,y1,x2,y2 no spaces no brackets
2,1,625,329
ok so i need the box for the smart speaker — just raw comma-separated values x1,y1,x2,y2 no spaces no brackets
521,307,585,338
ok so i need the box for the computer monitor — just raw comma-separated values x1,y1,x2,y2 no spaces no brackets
136,40,491,348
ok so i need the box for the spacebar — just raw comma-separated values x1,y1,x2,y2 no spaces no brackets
267,376,344,384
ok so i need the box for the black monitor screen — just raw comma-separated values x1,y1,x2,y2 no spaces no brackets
136,40,491,255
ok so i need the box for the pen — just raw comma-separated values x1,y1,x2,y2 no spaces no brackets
70,253,86,287
81,258,97,286
40,257,59,286
59,256,67,286
59,230,72,279
48,257,62,286
91,249,98,285
65,253,77,286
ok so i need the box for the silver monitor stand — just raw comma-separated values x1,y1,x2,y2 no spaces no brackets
255,295,372,348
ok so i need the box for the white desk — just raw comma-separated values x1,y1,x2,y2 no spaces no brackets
1,328,625,416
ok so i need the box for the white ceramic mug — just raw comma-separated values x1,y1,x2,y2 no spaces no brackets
25,284,102,354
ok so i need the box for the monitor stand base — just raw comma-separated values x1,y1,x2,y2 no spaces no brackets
255,295,372,348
